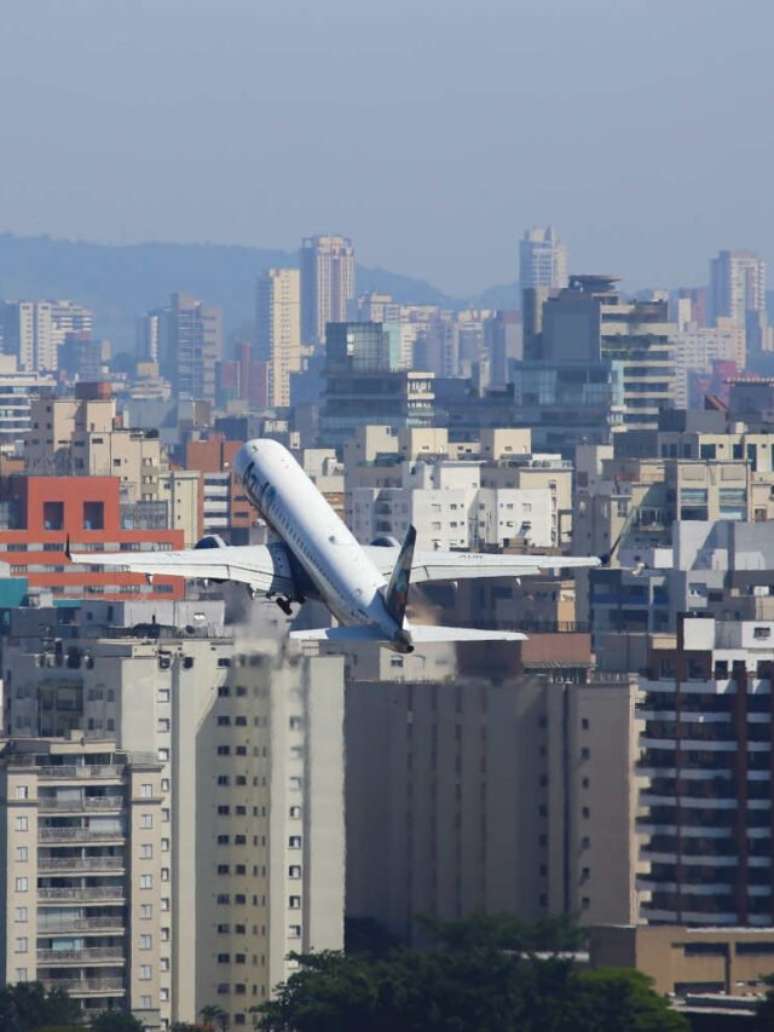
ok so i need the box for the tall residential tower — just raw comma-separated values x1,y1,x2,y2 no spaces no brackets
300,235,355,346
255,268,302,408
519,227,569,291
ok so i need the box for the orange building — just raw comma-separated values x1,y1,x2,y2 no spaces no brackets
0,476,184,600
184,435,254,541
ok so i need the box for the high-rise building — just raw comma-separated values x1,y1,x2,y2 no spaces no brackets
0,605,345,1027
709,250,767,328
300,236,355,346
638,615,774,927
539,275,676,431
519,227,568,291
149,293,222,404
345,648,643,941
1,301,93,373
256,268,302,408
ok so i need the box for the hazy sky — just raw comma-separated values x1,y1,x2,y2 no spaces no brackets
2,0,774,295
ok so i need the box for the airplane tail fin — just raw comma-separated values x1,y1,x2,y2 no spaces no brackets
384,524,416,627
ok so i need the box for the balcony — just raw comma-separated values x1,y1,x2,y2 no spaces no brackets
38,797,124,813
37,946,125,965
37,916,125,934
36,765,123,780
38,886,125,902
39,827,125,844
38,857,125,874
40,977,124,997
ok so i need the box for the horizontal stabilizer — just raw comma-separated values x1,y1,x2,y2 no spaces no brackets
289,626,384,643
407,626,527,644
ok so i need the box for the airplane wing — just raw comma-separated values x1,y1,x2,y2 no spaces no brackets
363,546,601,583
68,542,295,595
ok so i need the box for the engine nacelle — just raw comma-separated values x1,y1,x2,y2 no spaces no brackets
370,535,400,547
194,534,228,549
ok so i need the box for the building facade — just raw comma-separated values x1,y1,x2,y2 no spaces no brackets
255,269,302,408
300,235,355,346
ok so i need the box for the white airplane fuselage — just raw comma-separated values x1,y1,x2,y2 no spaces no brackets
234,438,413,650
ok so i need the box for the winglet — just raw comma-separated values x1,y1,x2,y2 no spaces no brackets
384,524,416,627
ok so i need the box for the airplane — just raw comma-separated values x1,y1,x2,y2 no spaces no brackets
70,438,602,653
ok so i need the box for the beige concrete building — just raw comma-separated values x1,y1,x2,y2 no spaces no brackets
256,268,302,408
1,300,93,373
197,648,345,1024
300,235,355,346
342,425,400,469
159,469,201,547
25,395,116,474
345,643,643,941
0,619,345,1028
24,392,170,507
0,738,165,1027
672,318,745,407
590,924,774,997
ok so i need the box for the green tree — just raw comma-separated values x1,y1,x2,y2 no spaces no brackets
0,982,81,1032
91,1012,144,1032
255,916,689,1032
199,1005,229,1032
572,968,688,1032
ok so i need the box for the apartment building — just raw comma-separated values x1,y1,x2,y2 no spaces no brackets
0,357,55,456
0,739,165,1027
0,603,345,1028
300,235,355,346
255,269,302,408
183,437,254,543
198,649,345,1025
1,300,93,372
638,616,774,926
349,457,554,550
345,641,644,940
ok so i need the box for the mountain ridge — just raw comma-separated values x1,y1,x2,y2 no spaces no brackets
0,233,513,354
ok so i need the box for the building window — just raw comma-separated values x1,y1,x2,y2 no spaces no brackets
288,866,301,879
15,786,28,800
141,844,153,859
15,847,28,862
141,814,153,829
140,904,152,919
43,502,64,530
288,836,302,849
140,874,153,889
139,965,152,980
14,816,28,832
288,925,301,939
289,896,301,909
83,501,105,530
15,878,28,892
140,784,153,799
14,907,27,922
15,938,28,953
140,996,152,1010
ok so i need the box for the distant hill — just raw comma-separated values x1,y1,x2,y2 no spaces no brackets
0,233,465,354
